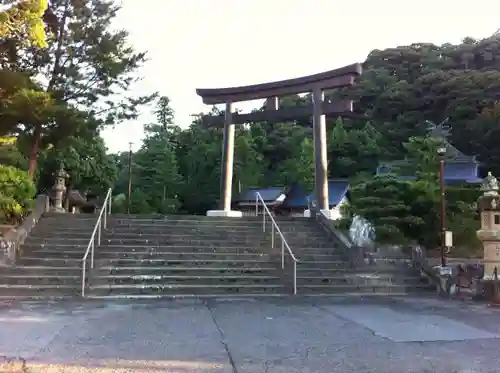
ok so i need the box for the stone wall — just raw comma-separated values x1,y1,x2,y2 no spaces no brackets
0,225,15,235
0,195,49,266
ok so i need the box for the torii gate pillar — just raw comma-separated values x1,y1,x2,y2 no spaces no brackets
312,88,329,213
206,102,242,218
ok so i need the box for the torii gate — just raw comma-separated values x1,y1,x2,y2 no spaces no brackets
196,63,362,218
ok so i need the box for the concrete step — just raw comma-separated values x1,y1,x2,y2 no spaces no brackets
296,267,417,276
102,223,264,230
95,258,273,267
0,266,82,276
0,284,81,297
89,283,286,296
21,243,89,252
34,250,270,261
297,283,432,295
85,293,287,299
34,225,266,234
294,250,344,258
19,257,84,266
297,260,351,269
295,252,344,260
0,275,81,285
24,237,265,246
99,233,266,240
33,221,94,229
111,214,262,221
262,241,337,249
98,245,266,254
109,218,263,226
107,225,264,232
23,237,91,246
43,212,97,217
38,216,97,223
297,260,413,271
23,244,269,254
296,274,423,286
95,266,278,276
91,274,282,286
21,250,87,259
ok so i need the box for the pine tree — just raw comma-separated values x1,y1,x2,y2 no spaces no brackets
133,97,181,213
2,0,155,176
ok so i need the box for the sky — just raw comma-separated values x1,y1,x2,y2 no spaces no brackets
101,0,500,153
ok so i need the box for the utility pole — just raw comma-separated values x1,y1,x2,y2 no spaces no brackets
127,142,133,214
437,146,447,267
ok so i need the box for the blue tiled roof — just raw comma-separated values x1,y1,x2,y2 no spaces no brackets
282,183,308,208
444,162,481,183
234,187,284,203
283,180,349,208
377,162,481,184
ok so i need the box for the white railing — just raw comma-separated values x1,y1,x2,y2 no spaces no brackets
81,188,113,297
255,192,298,295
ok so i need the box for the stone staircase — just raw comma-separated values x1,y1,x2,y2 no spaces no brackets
275,217,432,296
88,214,285,298
0,213,95,299
0,212,431,300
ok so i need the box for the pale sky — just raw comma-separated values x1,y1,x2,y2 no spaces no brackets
101,0,500,153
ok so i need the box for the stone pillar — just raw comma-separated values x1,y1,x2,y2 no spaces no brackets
51,167,68,213
206,102,242,218
477,172,500,279
312,88,330,214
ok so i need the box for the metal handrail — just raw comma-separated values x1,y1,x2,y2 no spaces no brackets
81,188,113,297
255,192,298,295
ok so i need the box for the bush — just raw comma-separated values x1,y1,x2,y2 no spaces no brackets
0,165,36,223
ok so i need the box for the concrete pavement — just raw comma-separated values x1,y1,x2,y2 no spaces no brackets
0,296,499,372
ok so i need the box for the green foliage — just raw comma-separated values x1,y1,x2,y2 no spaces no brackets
0,164,36,223
0,136,26,169
348,175,430,244
0,0,48,48
275,137,314,192
0,0,155,175
36,132,118,194
133,126,181,214
399,136,443,182
327,119,382,178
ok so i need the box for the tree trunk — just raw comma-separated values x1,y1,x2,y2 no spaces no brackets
27,125,41,177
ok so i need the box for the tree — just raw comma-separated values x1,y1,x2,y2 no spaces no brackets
129,96,182,214
36,132,118,195
133,126,181,214
175,124,221,214
0,0,48,47
0,136,26,169
233,127,266,192
348,176,429,245
1,0,156,176
0,164,35,223
275,137,314,191
327,118,382,178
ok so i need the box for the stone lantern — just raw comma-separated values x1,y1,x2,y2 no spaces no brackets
476,171,500,293
52,166,68,213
